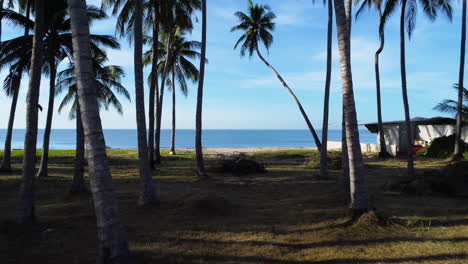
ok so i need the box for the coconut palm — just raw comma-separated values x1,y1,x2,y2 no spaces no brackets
231,0,322,150
155,0,201,164
0,4,32,171
55,53,130,194
355,0,392,158
455,0,466,159
101,0,158,205
382,0,453,177
16,0,45,224
434,84,468,120
195,0,207,176
334,0,370,214
319,0,333,179
66,0,131,261
149,35,202,155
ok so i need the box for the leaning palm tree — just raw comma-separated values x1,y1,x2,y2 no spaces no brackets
16,0,45,224
66,0,131,261
154,35,202,155
382,0,453,177
334,0,370,214
231,0,322,150
355,0,392,158
454,0,466,160
56,53,130,194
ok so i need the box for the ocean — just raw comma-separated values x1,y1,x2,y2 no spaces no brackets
0,129,376,150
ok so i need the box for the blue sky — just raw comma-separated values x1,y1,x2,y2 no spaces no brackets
0,0,463,129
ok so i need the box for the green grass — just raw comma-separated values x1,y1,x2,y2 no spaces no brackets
250,149,315,161
2,149,468,264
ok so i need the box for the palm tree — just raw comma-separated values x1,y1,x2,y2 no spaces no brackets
66,0,131,261
134,0,158,205
16,0,45,224
231,0,322,150
382,0,453,177
154,0,201,164
0,4,32,171
355,0,392,158
56,54,130,194
153,35,201,155
434,84,468,120
319,0,333,179
36,4,117,178
455,0,466,160
101,0,158,205
334,0,370,214
195,0,207,176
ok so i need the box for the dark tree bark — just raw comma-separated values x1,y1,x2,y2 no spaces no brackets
134,0,158,205
255,47,321,149
37,59,57,178
399,0,415,178
320,0,333,178
16,0,45,224
69,103,87,195
195,0,207,176
334,0,370,213
455,0,467,160
170,67,176,155
1,87,19,171
67,0,131,262
375,9,391,159
148,1,159,168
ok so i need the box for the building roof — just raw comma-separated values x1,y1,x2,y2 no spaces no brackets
364,117,456,133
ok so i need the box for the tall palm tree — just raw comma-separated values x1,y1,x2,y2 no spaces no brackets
153,35,201,155
382,0,452,177
66,0,131,261
36,4,117,178
154,0,201,164
355,0,392,158
334,0,370,214
231,0,322,150
319,0,333,179
455,0,466,160
0,4,32,171
134,0,158,205
16,0,45,224
101,0,158,205
195,0,207,176
56,54,130,194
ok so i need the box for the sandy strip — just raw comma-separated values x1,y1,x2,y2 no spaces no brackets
173,147,317,155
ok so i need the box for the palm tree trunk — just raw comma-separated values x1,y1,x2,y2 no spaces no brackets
255,47,322,149
375,10,390,158
155,36,172,164
148,2,159,168
195,0,207,177
1,86,19,171
170,67,176,155
0,0,4,43
16,0,45,224
1,2,30,172
400,0,415,178
37,59,57,179
67,0,131,261
320,0,333,178
455,0,466,159
70,103,87,195
134,0,158,205
334,0,370,213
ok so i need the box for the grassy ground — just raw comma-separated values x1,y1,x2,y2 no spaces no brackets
1,149,468,264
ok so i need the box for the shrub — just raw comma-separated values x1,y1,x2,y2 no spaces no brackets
304,151,342,170
210,153,266,175
417,134,464,158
